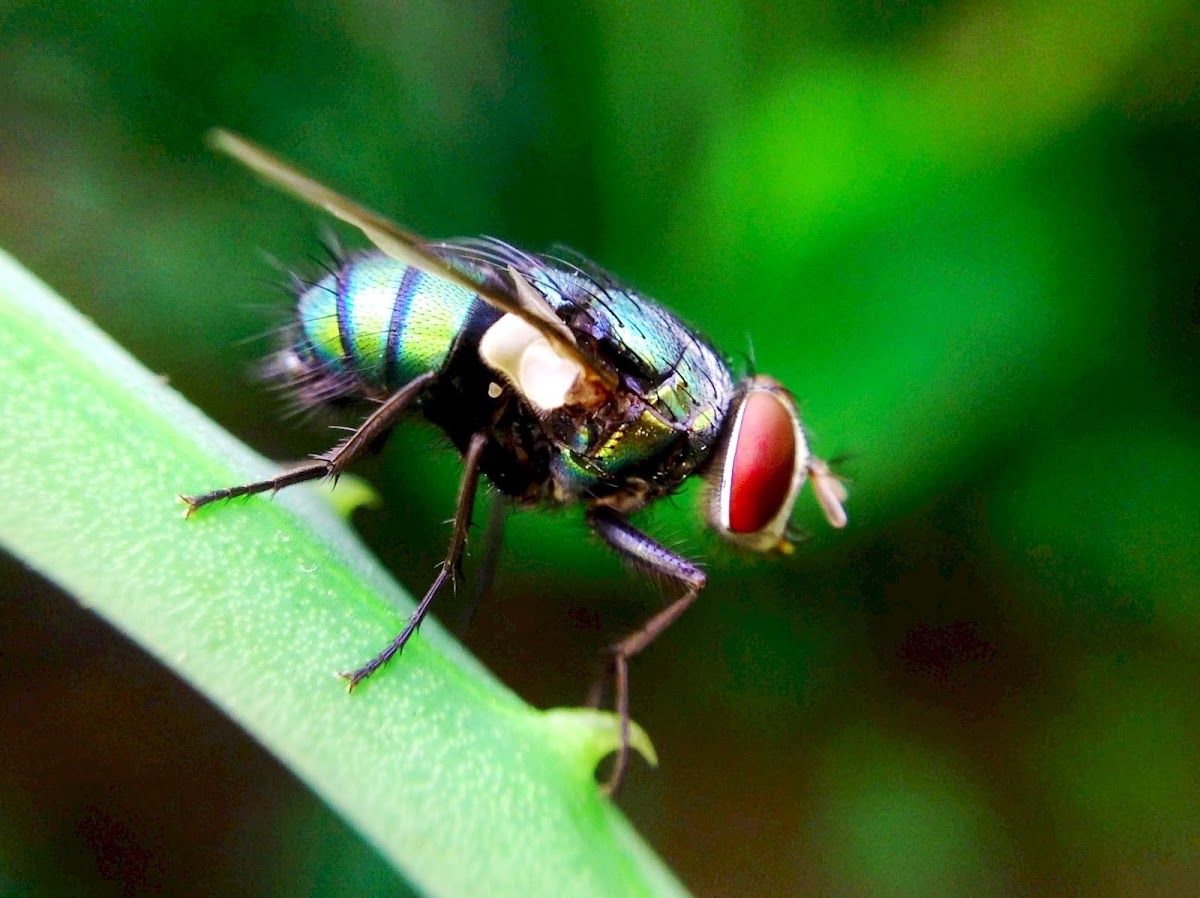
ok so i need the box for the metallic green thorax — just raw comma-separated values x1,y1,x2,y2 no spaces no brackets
529,263,735,494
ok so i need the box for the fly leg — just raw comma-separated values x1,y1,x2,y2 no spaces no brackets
340,431,489,688
587,506,707,793
456,495,507,638
181,371,435,515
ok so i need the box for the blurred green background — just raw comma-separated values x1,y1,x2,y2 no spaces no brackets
1,0,1198,895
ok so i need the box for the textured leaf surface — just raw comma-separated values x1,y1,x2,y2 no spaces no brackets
0,248,686,898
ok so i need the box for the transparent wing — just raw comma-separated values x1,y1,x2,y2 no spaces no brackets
208,128,615,389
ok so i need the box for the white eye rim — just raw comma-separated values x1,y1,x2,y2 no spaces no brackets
714,380,810,552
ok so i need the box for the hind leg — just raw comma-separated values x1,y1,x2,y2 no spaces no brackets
587,506,707,793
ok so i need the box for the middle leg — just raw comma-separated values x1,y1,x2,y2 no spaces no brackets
341,430,489,688
456,494,507,638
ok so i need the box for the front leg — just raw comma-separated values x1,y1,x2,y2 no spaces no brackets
587,506,707,793
181,371,435,515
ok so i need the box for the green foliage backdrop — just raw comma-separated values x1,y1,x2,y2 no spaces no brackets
1,0,1197,894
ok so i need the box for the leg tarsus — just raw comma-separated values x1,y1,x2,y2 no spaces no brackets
339,565,453,687
181,459,335,515
600,650,631,795
338,431,489,687
181,371,435,516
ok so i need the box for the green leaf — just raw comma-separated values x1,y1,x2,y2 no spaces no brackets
0,248,685,898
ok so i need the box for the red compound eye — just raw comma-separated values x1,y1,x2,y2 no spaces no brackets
727,390,798,534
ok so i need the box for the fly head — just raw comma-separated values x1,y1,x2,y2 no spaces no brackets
706,376,847,553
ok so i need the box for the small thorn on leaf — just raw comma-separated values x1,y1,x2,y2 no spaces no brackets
315,474,381,519
541,707,658,780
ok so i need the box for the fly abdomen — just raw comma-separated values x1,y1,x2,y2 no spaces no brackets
282,250,488,405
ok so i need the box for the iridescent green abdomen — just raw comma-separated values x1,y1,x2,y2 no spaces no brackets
288,252,487,401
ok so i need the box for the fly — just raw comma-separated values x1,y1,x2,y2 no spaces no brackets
183,129,848,791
